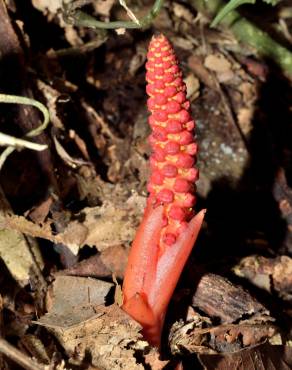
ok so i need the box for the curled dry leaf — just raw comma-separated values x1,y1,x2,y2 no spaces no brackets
53,135,90,169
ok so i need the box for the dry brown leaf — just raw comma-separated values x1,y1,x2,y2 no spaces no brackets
53,135,90,169
93,0,115,17
169,311,215,355
38,304,145,369
144,348,169,369
237,107,253,135
32,0,62,15
27,196,53,224
170,318,276,355
204,54,232,73
234,255,292,300
0,187,44,287
172,2,194,23
38,275,113,329
184,74,200,101
198,342,292,370
187,55,216,89
82,199,142,250
1,193,145,253
59,245,128,280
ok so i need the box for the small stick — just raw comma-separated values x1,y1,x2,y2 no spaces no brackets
0,338,45,370
63,0,164,30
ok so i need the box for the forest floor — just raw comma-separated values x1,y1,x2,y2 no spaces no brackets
0,0,292,369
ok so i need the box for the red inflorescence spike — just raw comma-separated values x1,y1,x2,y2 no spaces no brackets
146,34,199,246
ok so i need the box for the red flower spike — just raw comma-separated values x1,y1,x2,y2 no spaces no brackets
122,34,205,347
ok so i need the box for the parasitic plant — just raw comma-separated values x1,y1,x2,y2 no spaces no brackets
122,34,205,347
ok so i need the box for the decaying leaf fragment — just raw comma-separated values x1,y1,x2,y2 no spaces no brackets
35,276,151,368
198,342,292,370
0,186,43,287
39,303,147,369
234,255,292,301
37,275,113,329
1,193,145,253
169,274,276,355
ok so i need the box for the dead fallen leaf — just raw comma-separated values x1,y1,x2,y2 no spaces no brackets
38,304,146,369
0,186,44,287
237,107,253,135
32,0,62,15
234,255,292,301
1,193,145,253
93,0,115,17
27,196,53,224
53,135,90,168
204,54,232,73
198,342,292,369
144,348,169,369
59,245,128,280
184,74,200,101
188,55,216,89
172,2,194,23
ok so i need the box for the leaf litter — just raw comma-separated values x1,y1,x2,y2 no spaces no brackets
0,0,292,369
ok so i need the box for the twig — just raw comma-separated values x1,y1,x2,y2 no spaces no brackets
63,0,164,30
0,338,45,370
0,94,50,169
119,0,140,26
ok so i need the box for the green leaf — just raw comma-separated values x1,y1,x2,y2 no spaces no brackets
210,0,256,27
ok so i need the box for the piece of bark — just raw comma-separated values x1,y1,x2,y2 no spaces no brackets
191,273,269,323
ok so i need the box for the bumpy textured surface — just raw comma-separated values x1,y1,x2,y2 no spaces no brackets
146,34,199,246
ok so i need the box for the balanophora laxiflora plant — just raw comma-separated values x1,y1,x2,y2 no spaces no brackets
122,34,205,347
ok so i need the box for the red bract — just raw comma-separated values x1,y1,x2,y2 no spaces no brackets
122,34,205,347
